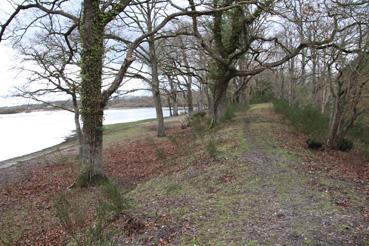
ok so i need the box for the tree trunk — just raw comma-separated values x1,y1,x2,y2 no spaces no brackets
211,70,233,121
279,67,285,99
72,95,83,157
288,57,296,105
151,84,165,137
186,80,194,115
77,0,107,186
312,48,321,107
327,98,345,148
147,8,165,137
233,76,250,104
167,75,178,116
173,98,179,116
167,96,172,117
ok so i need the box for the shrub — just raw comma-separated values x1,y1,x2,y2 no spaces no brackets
250,94,273,104
101,181,131,216
273,99,328,141
206,137,218,158
300,104,328,138
337,139,354,152
306,138,323,150
154,148,166,160
220,104,237,122
363,147,369,161
55,182,130,245
167,135,178,146
220,103,248,122
189,112,211,136
349,122,369,145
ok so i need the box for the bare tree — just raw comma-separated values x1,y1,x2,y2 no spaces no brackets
187,0,346,122
1,0,246,185
15,33,83,151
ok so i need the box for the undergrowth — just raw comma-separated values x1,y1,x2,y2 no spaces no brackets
273,99,328,141
55,182,131,245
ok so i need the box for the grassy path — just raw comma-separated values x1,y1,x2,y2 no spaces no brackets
128,103,369,245
239,104,369,244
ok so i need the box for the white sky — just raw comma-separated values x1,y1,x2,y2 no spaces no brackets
0,1,151,107
0,1,26,106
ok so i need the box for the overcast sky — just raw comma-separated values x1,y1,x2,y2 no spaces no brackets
0,1,26,106
0,1,151,107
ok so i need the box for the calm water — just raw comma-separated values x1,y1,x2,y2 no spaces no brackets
0,107,172,161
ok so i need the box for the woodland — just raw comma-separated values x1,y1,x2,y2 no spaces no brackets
0,0,369,245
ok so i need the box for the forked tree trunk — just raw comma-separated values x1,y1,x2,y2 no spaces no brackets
77,0,107,186
211,71,234,121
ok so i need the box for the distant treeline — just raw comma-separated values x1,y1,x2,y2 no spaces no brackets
0,96,196,114
0,96,161,114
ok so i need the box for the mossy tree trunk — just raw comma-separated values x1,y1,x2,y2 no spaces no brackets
78,0,107,185
207,4,243,122
210,60,235,121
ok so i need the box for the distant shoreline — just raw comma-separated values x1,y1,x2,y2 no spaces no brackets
0,96,175,115
0,105,156,115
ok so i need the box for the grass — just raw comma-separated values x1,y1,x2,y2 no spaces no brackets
128,108,252,244
2,104,369,245
103,118,154,145
273,99,328,141
128,103,369,244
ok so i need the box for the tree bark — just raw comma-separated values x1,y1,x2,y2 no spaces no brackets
211,69,234,121
167,96,173,117
327,96,345,148
72,94,83,157
186,80,194,115
149,51,165,137
180,45,194,115
168,75,179,116
151,86,165,137
77,0,107,186
147,5,165,137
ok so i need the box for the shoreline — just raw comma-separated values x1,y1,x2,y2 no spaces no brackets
0,139,76,169
0,115,181,169
0,105,165,115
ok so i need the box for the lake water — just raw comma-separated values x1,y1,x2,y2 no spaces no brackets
0,107,173,162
